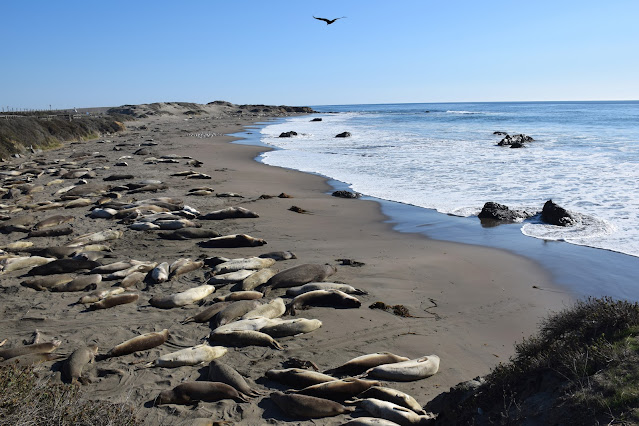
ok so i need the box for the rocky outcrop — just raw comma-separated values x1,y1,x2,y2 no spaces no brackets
278,131,298,138
497,133,534,148
477,202,534,222
332,190,361,199
541,200,576,226
335,132,351,138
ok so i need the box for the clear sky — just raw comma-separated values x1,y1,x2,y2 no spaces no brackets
2,0,638,109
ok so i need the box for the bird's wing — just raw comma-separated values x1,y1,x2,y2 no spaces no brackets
313,16,330,23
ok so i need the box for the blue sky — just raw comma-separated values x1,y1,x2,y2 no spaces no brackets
2,1,638,109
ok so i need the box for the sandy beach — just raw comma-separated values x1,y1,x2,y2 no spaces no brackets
0,103,573,425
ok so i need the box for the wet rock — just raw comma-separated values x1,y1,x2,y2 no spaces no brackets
335,132,351,138
541,200,576,226
478,202,534,222
279,131,298,138
332,190,361,199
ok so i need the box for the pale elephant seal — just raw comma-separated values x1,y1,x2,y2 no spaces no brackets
208,359,262,397
1,256,55,273
147,344,226,368
206,269,255,285
149,262,169,283
286,282,368,296
78,287,125,304
326,352,410,376
169,259,204,279
343,417,403,425
159,228,221,240
63,344,99,384
296,378,381,402
364,355,440,381
213,257,275,275
28,258,100,275
91,261,133,274
286,290,361,315
33,214,75,230
105,329,169,358
259,251,297,261
120,271,146,288
355,398,435,425
149,284,215,309
240,297,285,320
265,368,337,388
213,291,263,302
267,264,337,290
260,318,322,338
88,292,139,310
209,330,283,350
270,391,355,419
199,234,266,248
1,352,65,367
0,340,62,361
240,268,278,291
156,382,248,405
356,386,426,415
198,206,259,220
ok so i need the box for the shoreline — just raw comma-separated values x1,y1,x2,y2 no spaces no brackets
0,106,573,424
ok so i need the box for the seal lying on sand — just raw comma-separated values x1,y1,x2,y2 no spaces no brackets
270,391,355,419
147,344,227,368
354,386,427,415
0,340,62,361
266,264,337,290
286,290,361,315
199,234,267,248
208,359,263,397
295,378,381,402
28,258,100,275
363,355,440,381
105,329,169,358
325,352,410,376
265,368,337,388
355,398,435,425
159,228,221,240
199,206,259,220
155,382,249,405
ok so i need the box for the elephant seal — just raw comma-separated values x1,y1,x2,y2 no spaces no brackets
169,259,204,279
182,301,232,324
199,234,266,248
1,352,65,367
266,264,336,290
296,378,381,402
156,382,248,405
270,391,355,419
259,251,297,261
0,340,62,360
208,359,262,397
147,344,226,368
149,284,215,309
213,257,275,275
364,355,440,381
326,352,410,376
240,268,278,291
286,282,368,296
1,256,55,273
28,226,74,238
260,318,322,338
355,386,426,415
206,269,255,285
91,261,133,274
211,300,263,328
213,291,263,302
149,262,169,283
355,398,435,425
105,329,169,358
240,297,285,320
78,287,125,304
32,214,75,230
343,418,402,426
209,330,283,350
28,258,100,275
286,290,361,315
120,271,146,288
63,344,99,384
159,228,221,240
199,206,259,220
67,229,123,247
25,246,78,259
21,274,73,291
265,368,337,388
88,292,139,310
53,274,102,292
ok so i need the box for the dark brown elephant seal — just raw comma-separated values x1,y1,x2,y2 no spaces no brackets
28,259,100,275
28,226,74,238
198,206,259,220
207,359,262,397
265,368,338,389
159,228,221,240
199,234,266,248
286,289,361,315
270,391,355,419
155,381,248,405
211,299,262,328
267,264,336,290
295,378,380,401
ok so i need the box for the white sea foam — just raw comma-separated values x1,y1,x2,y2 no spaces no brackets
259,104,639,258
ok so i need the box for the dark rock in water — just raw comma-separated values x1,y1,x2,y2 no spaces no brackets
478,202,533,222
310,118,323,122
493,131,508,135
335,132,351,138
279,131,298,138
510,142,525,148
541,200,576,226
332,190,361,199
497,133,534,147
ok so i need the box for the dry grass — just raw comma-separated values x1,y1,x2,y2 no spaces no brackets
0,363,140,426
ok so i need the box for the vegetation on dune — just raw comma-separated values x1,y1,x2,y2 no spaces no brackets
0,363,140,425
429,297,639,425
0,114,131,159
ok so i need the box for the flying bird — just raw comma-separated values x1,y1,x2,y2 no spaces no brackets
313,16,347,25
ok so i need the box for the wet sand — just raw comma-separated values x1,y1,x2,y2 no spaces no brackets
0,103,573,424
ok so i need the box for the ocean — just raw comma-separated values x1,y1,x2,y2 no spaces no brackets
241,101,639,299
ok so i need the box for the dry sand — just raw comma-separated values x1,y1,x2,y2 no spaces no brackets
0,103,573,425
